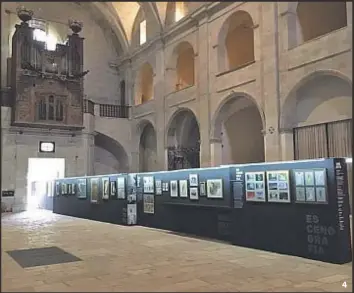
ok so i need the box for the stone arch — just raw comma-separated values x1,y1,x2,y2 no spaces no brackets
94,132,129,175
166,108,200,170
134,62,154,105
165,2,187,26
167,41,195,91
296,2,347,43
218,10,255,73
211,93,265,165
281,70,352,130
139,121,158,172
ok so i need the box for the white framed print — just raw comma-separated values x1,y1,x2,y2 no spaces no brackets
245,171,266,202
266,170,290,203
189,187,199,200
179,180,188,198
206,179,223,199
117,177,126,199
170,180,178,197
189,174,198,187
155,180,162,195
143,176,154,193
102,177,109,200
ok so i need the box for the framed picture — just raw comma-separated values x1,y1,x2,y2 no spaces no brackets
90,178,99,203
266,170,290,203
68,183,72,195
190,187,199,200
200,182,206,196
102,177,109,200
305,187,315,202
127,174,137,203
316,187,327,203
162,182,169,192
61,183,67,195
295,187,306,202
143,194,155,214
127,204,137,225
77,179,87,199
143,176,154,193
245,172,266,202
71,183,76,195
110,181,117,197
304,171,314,186
294,171,305,186
117,177,126,199
314,169,326,186
189,174,198,187
206,179,223,199
55,182,60,196
155,180,162,195
170,180,178,197
179,180,188,198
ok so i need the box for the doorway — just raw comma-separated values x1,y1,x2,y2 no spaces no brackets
27,158,65,210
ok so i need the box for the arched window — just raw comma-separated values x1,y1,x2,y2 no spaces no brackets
219,11,255,72
297,2,347,42
175,42,195,90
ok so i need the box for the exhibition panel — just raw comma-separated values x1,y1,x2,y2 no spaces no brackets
53,158,351,264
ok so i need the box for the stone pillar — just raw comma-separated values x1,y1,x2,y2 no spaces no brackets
280,129,294,161
210,138,223,167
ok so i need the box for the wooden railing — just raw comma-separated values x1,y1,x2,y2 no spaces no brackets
83,99,95,115
83,99,130,118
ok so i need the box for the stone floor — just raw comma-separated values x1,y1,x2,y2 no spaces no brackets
1,210,352,292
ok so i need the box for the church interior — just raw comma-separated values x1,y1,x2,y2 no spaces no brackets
1,2,352,292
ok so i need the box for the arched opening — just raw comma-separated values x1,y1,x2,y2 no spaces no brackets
165,2,187,26
135,63,154,105
219,11,255,72
167,109,200,170
213,95,265,165
175,42,195,90
282,73,352,211
139,123,158,172
94,132,129,175
297,2,347,42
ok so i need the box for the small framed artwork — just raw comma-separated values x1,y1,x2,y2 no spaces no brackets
162,182,169,192
71,183,76,195
179,180,188,198
143,194,155,214
200,182,206,196
189,174,198,187
245,171,266,202
55,182,60,196
90,178,99,203
295,187,306,202
190,187,199,200
77,179,87,199
170,180,178,197
266,170,290,203
305,187,315,202
143,176,154,193
294,171,305,186
304,171,315,186
315,187,327,203
68,183,72,195
117,177,126,199
314,169,326,186
110,181,117,197
206,179,223,199
155,180,162,195
127,204,137,225
61,183,67,195
102,177,109,200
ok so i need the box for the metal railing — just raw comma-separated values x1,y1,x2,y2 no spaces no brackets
83,99,130,119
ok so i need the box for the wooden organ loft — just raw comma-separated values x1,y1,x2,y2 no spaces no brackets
7,7,89,130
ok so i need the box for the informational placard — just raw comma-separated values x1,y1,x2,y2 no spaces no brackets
334,161,346,231
245,172,265,202
266,170,290,203
233,168,244,208
294,169,327,204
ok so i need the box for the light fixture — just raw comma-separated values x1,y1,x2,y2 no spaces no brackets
39,141,55,153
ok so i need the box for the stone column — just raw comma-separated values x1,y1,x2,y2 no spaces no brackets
210,138,223,167
280,128,294,161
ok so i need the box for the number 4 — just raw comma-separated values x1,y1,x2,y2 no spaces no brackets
342,281,347,288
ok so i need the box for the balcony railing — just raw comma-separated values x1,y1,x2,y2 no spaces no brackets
83,99,130,118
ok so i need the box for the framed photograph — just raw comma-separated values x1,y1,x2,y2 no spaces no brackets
190,187,199,200
102,177,109,200
77,179,87,199
295,187,306,202
71,183,76,195
155,180,162,195
305,187,316,202
200,182,206,196
55,182,60,196
110,181,117,197
304,171,314,186
170,180,178,197
68,183,72,195
179,180,188,198
143,194,155,214
143,176,154,193
206,179,223,199
127,174,137,203
127,204,137,225
61,183,67,195
189,174,198,187
162,182,169,192
266,170,290,203
245,172,266,202
315,187,327,203
90,178,99,203
294,171,305,186
117,177,126,199
314,169,326,186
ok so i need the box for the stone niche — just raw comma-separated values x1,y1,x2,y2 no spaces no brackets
9,6,88,130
